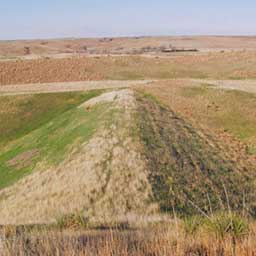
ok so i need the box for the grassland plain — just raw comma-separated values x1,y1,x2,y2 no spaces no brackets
180,85,256,152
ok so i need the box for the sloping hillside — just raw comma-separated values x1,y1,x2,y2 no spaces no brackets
0,90,154,225
136,93,256,216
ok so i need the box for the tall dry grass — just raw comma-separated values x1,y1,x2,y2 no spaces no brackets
1,214,256,256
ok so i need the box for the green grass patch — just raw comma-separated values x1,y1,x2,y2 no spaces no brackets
0,90,115,189
0,90,104,146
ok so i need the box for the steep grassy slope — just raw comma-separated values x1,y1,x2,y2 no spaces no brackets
136,93,256,216
0,90,153,225
0,91,103,145
0,91,104,189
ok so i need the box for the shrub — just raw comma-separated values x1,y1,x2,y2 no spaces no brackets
204,212,249,240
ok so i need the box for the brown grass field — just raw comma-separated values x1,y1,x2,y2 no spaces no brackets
1,51,256,85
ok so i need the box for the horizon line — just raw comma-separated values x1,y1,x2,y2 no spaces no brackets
1,34,256,42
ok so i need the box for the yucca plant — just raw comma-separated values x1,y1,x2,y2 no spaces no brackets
183,215,203,236
204,212,249,240
204,212,249,256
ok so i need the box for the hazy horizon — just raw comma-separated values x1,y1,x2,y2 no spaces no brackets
1,0,256,40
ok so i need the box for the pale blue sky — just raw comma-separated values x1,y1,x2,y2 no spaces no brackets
0,0,256,40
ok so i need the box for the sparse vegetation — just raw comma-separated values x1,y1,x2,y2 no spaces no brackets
181,85,256,154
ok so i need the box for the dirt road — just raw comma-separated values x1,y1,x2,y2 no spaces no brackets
1,79,255,96
0,80,153,96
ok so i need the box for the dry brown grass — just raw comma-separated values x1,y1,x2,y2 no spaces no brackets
2,219,256,256
1,51,256,85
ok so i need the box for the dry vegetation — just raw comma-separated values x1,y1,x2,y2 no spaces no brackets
136,91,256,216
138,80,256,157
1,212,256,256
0,36,256,255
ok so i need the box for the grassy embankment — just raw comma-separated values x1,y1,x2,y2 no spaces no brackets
0,88,255,254
135,91,256,216
0,90,104,189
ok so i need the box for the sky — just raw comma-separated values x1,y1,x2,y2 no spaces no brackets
0,0,256,40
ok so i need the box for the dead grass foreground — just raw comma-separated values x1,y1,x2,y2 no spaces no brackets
1,215,256,256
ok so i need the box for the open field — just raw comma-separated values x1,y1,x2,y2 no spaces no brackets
1,51,256,85
0,36,256,254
